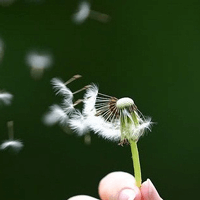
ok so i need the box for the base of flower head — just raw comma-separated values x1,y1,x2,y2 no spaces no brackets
118,139,130,146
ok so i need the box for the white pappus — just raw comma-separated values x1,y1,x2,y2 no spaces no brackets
0,92,13,105
44,75,152,144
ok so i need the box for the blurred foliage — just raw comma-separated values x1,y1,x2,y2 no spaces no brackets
0,0,200,199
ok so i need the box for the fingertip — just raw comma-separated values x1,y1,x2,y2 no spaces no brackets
141,179,163,200
68,195,99,200
98,171,141,200
118,189,136,200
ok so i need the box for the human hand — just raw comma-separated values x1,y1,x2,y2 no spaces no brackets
68,171,163,200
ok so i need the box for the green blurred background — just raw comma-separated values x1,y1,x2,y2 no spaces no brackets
0,0,200,199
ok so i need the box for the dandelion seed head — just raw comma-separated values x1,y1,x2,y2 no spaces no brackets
116,97,134,109
83,86,151,142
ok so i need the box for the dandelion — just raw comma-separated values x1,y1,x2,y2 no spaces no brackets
69,110,89,135
26,51,53,79
0,121,23,152
72,1,110,24
83,85,151,141
0,92,13,105
82,85,151,187
45,76,152,186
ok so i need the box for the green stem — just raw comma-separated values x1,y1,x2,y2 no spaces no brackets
130,140,142,188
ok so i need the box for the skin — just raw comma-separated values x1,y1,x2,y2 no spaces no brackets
68,171,163,200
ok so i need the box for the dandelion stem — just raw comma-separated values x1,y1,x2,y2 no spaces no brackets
130,140,141,188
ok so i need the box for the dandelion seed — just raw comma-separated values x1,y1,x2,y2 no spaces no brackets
26,51,53,79
43,104,69,126
0,121,23,152
51,78,73,99
43,75,88,130
0,92,13,105
69,110,88,136
51,75,82,99
0,140,23,151
72,1,110,24
72,1,90,24
82,84,152,188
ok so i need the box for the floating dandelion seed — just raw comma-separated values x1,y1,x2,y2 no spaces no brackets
72,1,90,24
43,75,92,143
43,75,85,127
72,1,110,24
26,51,53,79
43,104,69,126
0,121,23,152
0,92,13,105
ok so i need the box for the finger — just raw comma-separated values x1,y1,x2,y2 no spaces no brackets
98,171,142,200
68,195,99,200
140,179,163,200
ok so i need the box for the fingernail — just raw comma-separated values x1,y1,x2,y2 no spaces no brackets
147,179,154,193
118,189,136,200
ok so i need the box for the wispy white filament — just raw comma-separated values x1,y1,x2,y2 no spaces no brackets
0,92,13,105
0,140,23,151
86,115,121,141
43,104,68,126
72,1,90,24
26,51,52,69
45,77,151,142
83,84,98,116
51,78,73,99
82,85,151,141
69,111,88,136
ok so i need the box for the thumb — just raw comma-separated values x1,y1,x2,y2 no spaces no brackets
140,179,163,200
98,171,141,200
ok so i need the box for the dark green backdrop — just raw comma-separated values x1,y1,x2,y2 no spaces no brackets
0,0,200,199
